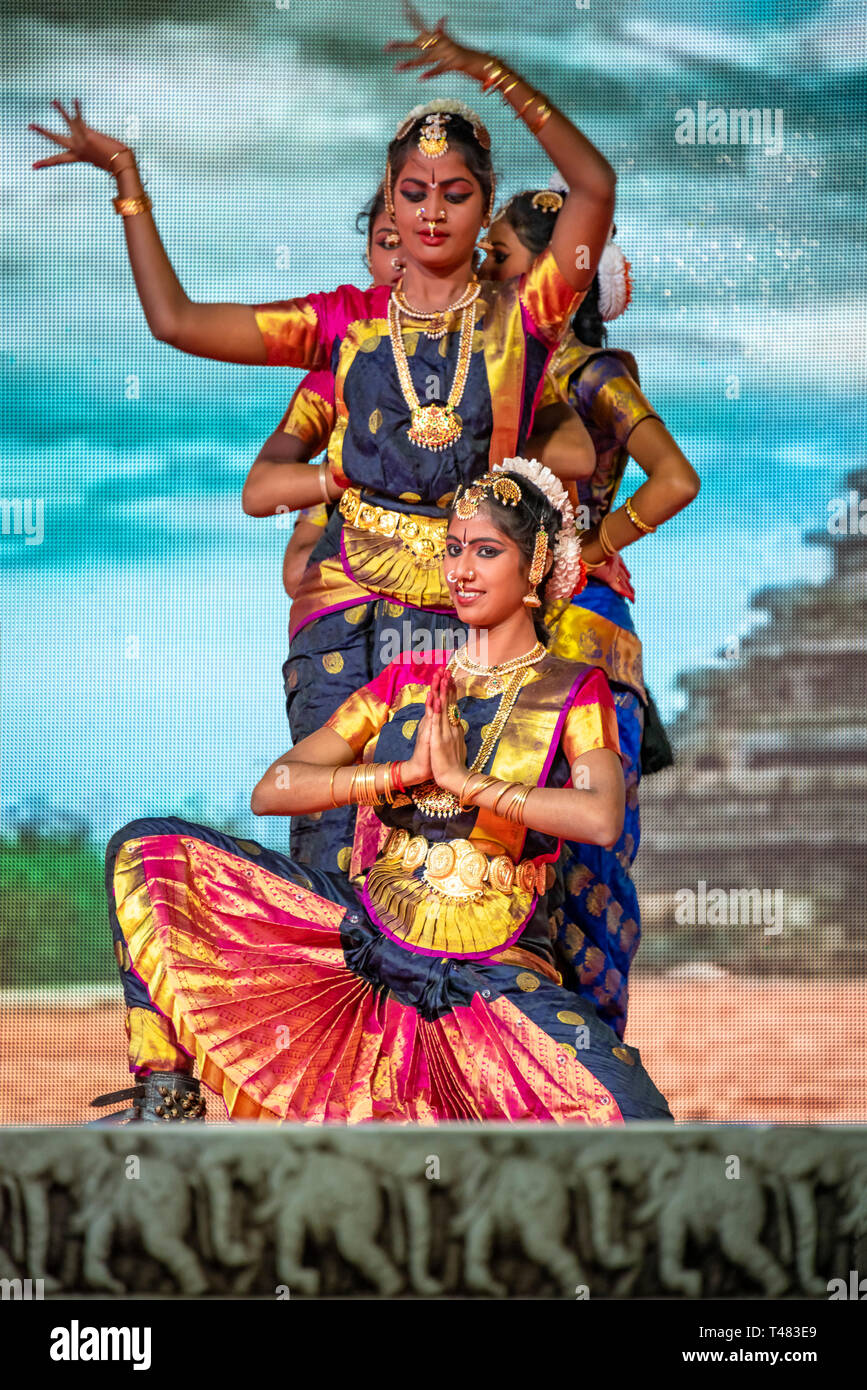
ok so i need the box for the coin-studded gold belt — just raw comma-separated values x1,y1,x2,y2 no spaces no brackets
339,487,447,562
381,827,556,899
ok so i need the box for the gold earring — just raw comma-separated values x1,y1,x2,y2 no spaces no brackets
523,527,547,607
383,230,401,249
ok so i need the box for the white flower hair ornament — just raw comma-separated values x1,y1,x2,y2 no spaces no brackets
493,457,586,602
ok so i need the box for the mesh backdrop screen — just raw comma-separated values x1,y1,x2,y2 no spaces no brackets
2,0,865,1123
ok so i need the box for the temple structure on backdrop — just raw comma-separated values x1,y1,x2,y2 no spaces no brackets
634,465,867,977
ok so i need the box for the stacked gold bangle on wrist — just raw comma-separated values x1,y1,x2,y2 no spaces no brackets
349,761,399,808
458,771,500,810
624,494,657,535
597,515,619,559
381,762,398,808
505,785,533,826
329,767,341,808
529,98,553,135
479,55,553,133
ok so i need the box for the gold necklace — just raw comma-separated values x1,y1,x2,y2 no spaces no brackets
388,295,476,452
410,656,532,820
393,277,481,340
454,640,547,697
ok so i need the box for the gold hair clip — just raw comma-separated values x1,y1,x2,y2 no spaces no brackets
531,190,564,214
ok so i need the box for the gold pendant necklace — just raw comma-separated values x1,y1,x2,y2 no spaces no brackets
388,294,476,452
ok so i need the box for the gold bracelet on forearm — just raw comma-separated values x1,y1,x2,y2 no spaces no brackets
363,763,379,806
515,92,537,119
113,193,152,218
466,773,502,807
458,771,500,809
529,98,553,135
506,785,533,826
318,462,330,505
624,495,657,535
380,762,396,807
597,514,618,559
492,781,519,817
329,767,341,808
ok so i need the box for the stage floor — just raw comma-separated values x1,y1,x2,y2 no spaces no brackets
2,977,864,1126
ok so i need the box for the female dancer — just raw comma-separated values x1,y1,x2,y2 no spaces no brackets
30,11,615,873
244,187,406,599
90,459,672,1125
481,190,700,1038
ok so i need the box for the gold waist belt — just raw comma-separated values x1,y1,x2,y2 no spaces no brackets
339,488,447,563
381,828,555,900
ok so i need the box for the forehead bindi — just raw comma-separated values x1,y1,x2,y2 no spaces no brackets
399,150,476,191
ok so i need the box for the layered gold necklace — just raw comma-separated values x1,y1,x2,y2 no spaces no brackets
454,640,547,696
391,277,481,340
388,284,479,453
410,643,547,819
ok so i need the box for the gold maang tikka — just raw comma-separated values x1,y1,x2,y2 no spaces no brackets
418,112,451,158
454,473,521,519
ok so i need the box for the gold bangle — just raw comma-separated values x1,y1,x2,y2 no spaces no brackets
380,763,396,807
364,763,378,806
624,495,657,535
329,767,341,808
318,462,330,505
501,785,526,823
113,193,152,218
503,784,531,824
109,148,132,163
515,93,537,119
481,64,506,92
359,763,372,806
457,772,478,809
369,763,383,806
492,781,518,817
463,773,500,807
348,766,361,805
597,515,618,559
485,68,514,95
509,785,533,826
529,99,553,135
500,79,519,98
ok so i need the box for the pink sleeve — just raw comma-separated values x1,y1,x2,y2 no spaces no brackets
561,668,623,765
252,283,381,370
